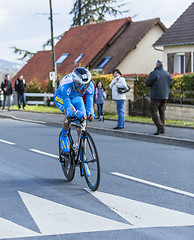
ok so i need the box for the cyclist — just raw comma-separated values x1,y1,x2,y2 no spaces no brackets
54,67,95,153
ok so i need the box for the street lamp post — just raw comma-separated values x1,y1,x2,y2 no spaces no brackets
49,0,57,92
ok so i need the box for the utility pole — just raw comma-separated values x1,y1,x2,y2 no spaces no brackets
49,0,57,91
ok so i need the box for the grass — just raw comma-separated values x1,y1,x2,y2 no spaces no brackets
105,113,194,127
11,105,61,113
11,105,194,128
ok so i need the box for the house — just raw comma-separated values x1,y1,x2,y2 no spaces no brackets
12,17,166,88
154,2,194,73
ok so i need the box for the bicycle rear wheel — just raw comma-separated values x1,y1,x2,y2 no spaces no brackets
59,130,75,181
81,132,100,191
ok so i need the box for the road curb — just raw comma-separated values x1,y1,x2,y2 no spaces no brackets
0,114,193,149
86,126,194,149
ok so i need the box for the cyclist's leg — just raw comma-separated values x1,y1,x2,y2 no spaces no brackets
71,96,86,140
54,92,73,152
61,104,77,152
71,97,90,174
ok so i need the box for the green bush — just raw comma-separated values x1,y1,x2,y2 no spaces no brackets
183,73,194,98
26,80,44,93
93,73,150,100
132,74,149,99
170,73,194,104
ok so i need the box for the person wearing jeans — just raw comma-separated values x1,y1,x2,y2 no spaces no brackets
14,75,26,109
116,99,125,128
94,81,106,121
1,74,13,111
109,69,127,129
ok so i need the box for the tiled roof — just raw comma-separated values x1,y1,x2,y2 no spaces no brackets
12,16,165,86
154,2,194,46
94,18,166,73
55,17,131,74
12,51,52,88
12,18,130,86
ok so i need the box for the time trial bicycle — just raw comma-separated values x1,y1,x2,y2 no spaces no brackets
58,117,100,191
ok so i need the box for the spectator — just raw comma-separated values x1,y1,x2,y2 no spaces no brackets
94,81,106,121
1,74,13,111
109,69,127,129
15,74,26,109
145,60,173,135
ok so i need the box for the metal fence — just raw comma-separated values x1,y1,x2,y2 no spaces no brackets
25,92,54,106
128,94,151,117
0,91,54,107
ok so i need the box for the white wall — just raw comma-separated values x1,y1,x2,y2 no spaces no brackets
117,25,164,74
163,45,194,72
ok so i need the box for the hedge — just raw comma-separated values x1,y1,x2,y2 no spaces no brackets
29,72,193,105
93,73,194,104
170,73,194,104
92,73,150,99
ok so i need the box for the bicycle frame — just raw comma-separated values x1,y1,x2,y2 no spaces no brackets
60,117,100,190
68,121,87,168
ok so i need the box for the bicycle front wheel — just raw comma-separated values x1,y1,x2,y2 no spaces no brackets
81,132,100,191
59,130,75,181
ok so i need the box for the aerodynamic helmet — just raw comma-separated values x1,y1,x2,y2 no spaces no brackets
72,67,92,91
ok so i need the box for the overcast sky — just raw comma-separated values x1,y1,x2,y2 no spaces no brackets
0,0,193,64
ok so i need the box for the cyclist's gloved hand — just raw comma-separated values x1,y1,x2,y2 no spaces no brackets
87,113,95,121
75,110,85,120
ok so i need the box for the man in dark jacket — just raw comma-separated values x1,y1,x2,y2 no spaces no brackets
14,74,26,109
1,74,13,111
145,60,173,135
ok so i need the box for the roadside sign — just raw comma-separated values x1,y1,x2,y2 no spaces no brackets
49,72,55,81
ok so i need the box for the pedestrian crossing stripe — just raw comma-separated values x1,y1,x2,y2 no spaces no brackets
0,190,194,239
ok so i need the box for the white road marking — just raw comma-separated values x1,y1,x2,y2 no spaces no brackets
11,116,46,124
88,190,194,228
0,217,40,239
18,191,132,236
111,172,194,198
0,139,15,145
29,149,58,159
1,189,194,239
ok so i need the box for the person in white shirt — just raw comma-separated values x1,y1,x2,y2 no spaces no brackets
109,69,127,129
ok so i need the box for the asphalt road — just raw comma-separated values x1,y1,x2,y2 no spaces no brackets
0,118,194,240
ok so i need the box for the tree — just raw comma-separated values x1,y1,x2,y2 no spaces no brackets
12,0,128,62
10,47,35,62
70,0,128,26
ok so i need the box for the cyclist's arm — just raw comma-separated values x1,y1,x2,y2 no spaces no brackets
54,89,75,116
54,90,66,113
62,96,86,120
85,83,95,116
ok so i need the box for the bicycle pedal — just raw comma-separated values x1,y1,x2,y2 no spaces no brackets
58,157,63,163
59,152,70,163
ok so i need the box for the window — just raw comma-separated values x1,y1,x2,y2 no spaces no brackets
193,52,194,72
74,53,84,64
97,57,111,68
56,53,69,64
178,55,185,73
93,57,111,71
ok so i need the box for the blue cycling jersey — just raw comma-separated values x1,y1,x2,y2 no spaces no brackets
54,73,94,117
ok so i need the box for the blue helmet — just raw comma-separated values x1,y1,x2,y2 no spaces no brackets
72,67,91,91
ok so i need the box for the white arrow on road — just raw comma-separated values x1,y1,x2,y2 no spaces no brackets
18,191,132,236
1,190,194,239
87,190,194,228
0,217,40,239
